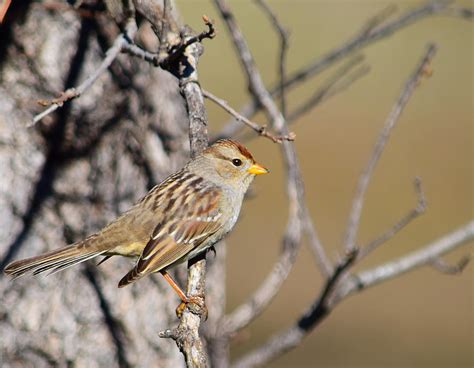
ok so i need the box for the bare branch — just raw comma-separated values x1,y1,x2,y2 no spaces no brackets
203,89,295,143
343,44,437,252
286,55,370,123
232,250,358,368
216,0,457,140
31,21,138,127
302,206,333,277
254,0,289,117
335,220,474,302
122,15,216,69
358,177,427,259
214,0,331,336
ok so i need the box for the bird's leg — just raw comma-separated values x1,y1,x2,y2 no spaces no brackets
160,271,207,319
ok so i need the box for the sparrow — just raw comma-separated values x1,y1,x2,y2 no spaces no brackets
4,139,268,313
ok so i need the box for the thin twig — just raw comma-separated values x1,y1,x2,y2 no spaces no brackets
203,89,295,143
31,21,137,127
286,55,369,123
343,44,437,252
216,0,457,140
335,220,474,303
214,0,331,337
233,220,474,368
122,15,216,69
358,177,427,259
232,250,358,368
254,0,289,118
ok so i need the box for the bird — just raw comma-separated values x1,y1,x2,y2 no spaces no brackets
3,139,268,314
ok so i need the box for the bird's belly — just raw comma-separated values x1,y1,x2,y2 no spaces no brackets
108,241,146,257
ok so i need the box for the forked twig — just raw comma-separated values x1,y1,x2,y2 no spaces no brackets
203,89,295,143
358,177,427,259
343,44,437,252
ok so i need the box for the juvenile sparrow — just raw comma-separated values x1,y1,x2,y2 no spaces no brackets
4,139,268,310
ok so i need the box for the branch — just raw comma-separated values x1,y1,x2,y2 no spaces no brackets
286,55,370,123
203,89,295,143
216,0,460,139
158,19,211,367
232,251,358,368
122,15,216,70
233,220,474,368
214,0,331,337
343,44,437,252
358,177,426,259
31,21,138,127
335,220,474,302
254,0,289,117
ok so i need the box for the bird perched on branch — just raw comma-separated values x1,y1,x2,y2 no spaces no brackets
4,139,268,315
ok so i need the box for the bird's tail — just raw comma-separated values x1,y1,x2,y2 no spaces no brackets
3,242,106,279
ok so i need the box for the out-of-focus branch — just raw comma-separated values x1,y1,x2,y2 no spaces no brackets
335,220,474,303
214,0,331,338
233,220,474,368
358,177,426,259
232,250,358,368
203,89,295,143
343,44,437,252
254,0,289,117
216,0,463,139
286,56,370,123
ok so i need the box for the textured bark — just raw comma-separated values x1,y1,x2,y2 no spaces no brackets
0,4,189,367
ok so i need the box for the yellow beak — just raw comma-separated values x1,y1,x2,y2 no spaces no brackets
247,163,269,175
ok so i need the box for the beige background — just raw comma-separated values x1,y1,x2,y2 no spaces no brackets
178,1,472,367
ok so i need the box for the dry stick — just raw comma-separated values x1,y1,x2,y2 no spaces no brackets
237,56,369,144
30,21,138,127
202,89,295,143
254,0,289,117
213,0,331,338
287,61,370,123
343,44,437,252
216,0,458,139
335,220,474,303
357,177,426,259
230,43,450,368
233,221,474,368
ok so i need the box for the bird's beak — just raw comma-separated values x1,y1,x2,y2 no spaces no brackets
247,163,269,175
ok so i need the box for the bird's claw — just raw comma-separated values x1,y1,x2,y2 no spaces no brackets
176,295,207,320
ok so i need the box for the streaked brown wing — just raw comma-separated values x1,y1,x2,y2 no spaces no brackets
118,186,222,287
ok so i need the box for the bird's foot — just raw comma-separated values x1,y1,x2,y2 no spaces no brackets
176,294,207,320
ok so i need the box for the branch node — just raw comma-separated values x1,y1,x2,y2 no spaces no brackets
430,255,471,275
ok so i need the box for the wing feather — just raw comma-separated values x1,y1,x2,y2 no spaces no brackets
118,184,222,287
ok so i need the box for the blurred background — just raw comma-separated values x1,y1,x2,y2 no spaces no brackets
179,1,473,367
0,1,471,367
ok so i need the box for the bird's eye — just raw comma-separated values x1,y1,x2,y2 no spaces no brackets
232,158,243,167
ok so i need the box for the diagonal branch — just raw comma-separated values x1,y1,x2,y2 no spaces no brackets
335,220,474,303
357,176,427,259
216,0,462,139
214,0,331,338
203,89,295,143
232,250,358,368
343,44,437,252
31,20,138,127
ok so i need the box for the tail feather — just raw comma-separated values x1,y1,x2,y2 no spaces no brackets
3,244,106,279
118,267,143,288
